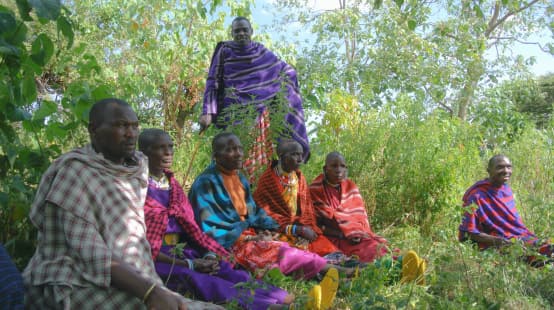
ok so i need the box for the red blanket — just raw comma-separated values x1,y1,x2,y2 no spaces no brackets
254,164,321,234
144,170,229,260
254,164,340,256
309,174,376,239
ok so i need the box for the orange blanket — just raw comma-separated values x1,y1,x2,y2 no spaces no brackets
254,163,338,256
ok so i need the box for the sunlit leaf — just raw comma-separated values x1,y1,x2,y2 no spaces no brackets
408,19,417,31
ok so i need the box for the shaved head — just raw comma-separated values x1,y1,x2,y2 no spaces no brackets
138,128,168,152
276,139,301,158
325,151,344,165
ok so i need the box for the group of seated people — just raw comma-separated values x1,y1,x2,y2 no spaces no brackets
1,98,551,309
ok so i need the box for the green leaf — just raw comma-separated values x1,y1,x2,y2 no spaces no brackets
196,0,207,19
473,5,484,18
6,146,18,167
21,71,37,104
373,0,383,9
29,0,60,20
394,0,404,8
45,121,68,140
91,84,113,101
0,11,16,35
408,19,417,31
30,33,54,66
0,38,20,56
56,15,73,48
16,0,33,21
33,100,57,120
6,106,32,121
9,19,28,45
74,99,91,122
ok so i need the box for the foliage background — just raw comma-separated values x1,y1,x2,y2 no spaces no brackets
1,0,553,308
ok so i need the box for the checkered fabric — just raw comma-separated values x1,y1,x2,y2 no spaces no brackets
23,145,163,308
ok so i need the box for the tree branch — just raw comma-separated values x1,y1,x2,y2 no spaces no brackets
485,0,541,37
488,36,551,52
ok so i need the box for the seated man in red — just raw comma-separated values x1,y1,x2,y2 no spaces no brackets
309,152,388,263
459,154,553,264
254,139,341,258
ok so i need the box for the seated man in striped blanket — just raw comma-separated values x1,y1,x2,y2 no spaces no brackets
309,152,388,263
310,151,427,284
459,154,553,266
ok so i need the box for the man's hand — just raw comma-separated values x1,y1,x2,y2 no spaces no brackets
145,286,188,310
298,226,318,242
192,258,220,275
199,114,212,132
257,230,279,241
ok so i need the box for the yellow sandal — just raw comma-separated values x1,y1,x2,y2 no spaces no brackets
320,267,339,310
307,284,321,310
401,250,424,284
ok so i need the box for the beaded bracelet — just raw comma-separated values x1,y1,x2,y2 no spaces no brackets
142,282,157,304
203,252,217,259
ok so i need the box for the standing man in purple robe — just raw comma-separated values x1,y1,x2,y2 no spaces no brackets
200,16,310,182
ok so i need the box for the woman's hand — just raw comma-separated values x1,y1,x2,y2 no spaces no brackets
298,226,318,242
192,258,220,275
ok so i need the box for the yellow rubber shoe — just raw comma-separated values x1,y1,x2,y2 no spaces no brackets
401,250,421,284
307,284,321,310
320,267,339,310
416,258,427,285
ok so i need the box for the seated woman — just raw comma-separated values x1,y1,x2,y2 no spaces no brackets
310,152,426,283
254,140,342,259
139,129,293,310
189,132,357,309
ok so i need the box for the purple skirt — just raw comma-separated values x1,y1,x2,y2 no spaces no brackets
156,246,288,309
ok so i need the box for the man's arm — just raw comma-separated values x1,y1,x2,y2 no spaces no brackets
467,233,512,248
111,257,189,309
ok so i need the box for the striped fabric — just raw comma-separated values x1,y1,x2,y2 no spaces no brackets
254,163,339,256
459,179,543,248
309,174,389,262
203,41,310,161
243,110,274,184
144,170,229,261
310,174,376,239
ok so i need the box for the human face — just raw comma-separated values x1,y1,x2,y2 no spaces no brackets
488,156,512,187
143,133,173,178
231,19,252,46
89,104,139,164
214,136,244,171
324,155,347,185
280,142,304,173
